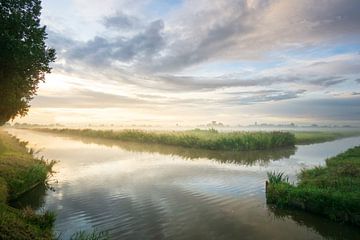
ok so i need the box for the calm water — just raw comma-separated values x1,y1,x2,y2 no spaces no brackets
7,129,360,240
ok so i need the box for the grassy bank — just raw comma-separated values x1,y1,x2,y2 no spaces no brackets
293,131,360,145
0,129,54,239
34,128,296,151
266,146,360,226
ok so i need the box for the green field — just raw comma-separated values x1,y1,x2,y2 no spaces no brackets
266,146,360,226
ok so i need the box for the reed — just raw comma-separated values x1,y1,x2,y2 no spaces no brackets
36,128,296,151
266,146,360,226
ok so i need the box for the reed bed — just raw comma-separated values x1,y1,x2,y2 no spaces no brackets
37,128,296,151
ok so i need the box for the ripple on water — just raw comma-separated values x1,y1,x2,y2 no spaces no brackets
6,129,360,240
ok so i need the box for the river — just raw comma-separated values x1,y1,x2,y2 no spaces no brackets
6,129,360,240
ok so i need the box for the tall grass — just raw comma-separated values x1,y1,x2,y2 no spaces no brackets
37,128,296,151
267,171,289,184
266,146,360,226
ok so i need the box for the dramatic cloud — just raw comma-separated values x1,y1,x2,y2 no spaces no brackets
18,0,360,125
60,20,165,67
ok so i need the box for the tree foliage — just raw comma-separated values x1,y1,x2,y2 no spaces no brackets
0,0,55,125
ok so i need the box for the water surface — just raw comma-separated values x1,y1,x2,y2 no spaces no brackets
7,129,360,240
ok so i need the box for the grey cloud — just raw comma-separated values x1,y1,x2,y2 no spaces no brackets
46,0,360,74
222,89,306,105
305,59,360,75
64,20,165,67
46,30,76,49
46,0,360,77
356,79,360,84
42,0,360,106
256,96,360,122
309,76,345,86
138,74,348,91
146,0,360,73
104,12,141,29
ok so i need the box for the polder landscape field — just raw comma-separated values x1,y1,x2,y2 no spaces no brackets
1,0,360,239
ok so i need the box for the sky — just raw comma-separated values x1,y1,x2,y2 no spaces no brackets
15,0,360,126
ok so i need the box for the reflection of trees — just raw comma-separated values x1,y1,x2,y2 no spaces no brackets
267,205,360,240
63,135,296,166
10,183,47,210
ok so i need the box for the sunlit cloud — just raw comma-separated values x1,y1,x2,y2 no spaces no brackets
16,0,360,125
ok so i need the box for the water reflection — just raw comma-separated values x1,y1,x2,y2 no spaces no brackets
268,206,360,240
61,134,296,166
6,129,360,240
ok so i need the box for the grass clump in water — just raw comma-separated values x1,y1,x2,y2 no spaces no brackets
267,171,289,184
37,128,296,151
266,146,360,226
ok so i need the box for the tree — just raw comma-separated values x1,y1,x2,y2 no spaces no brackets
0,0,55,125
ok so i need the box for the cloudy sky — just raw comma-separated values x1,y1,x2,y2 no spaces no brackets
18,0,360,126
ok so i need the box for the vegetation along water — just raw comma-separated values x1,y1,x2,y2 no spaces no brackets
33,128,295,151
266,146,360,226
0,129,54,239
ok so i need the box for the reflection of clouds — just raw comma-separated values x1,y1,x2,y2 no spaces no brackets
10,129,360,239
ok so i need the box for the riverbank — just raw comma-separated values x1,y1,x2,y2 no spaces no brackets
293,131,360,145
266,146,360,226
32,128,296,151
0,129,54,239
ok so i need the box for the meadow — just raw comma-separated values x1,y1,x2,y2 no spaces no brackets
266,146,360,226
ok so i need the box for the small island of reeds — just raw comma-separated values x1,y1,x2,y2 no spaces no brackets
34,128,296,151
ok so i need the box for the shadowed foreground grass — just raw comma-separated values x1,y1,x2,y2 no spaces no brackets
266,146,360,226
0,129,54,239
35,128,296,151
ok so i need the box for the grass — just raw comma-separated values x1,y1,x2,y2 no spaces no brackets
267,171,289,184
266,146,360,226
293,131,360,145
0,129,55,239
70,230,109,240
0,204,55,240
0,130,54,200
35,128,296,151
